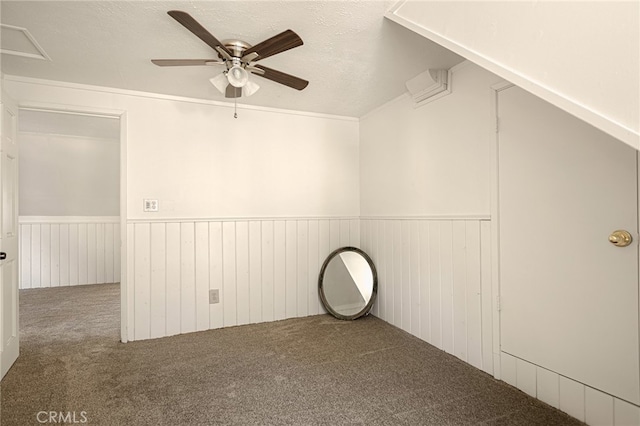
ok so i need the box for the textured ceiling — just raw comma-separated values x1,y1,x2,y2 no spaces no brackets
1,1,463,117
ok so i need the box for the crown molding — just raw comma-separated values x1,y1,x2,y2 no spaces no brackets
2,74,358,122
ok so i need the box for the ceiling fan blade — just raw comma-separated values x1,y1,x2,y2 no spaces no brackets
242,30,303,61
167,10,233,58
252,65,308,90
151,59,223,66
225,85,242,98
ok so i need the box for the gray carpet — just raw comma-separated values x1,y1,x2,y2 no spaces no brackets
0,283,582,425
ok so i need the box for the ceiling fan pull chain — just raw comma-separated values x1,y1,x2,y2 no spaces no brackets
234,97,238,119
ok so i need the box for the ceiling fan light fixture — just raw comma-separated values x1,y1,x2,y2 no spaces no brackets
227,64,249,88
242,80,260,97
209,73,228,94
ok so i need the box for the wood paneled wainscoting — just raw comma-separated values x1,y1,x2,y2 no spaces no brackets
125,218,360,341
19,216,121,289
500,352,640,425
360,218,495,376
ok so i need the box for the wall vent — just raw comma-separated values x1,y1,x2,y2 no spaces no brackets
405,68,450,105
1,24,51,60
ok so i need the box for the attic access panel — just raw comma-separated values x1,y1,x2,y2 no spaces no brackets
1,24,50,60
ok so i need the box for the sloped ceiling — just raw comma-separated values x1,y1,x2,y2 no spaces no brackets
386,0,640,149
0,1,464,117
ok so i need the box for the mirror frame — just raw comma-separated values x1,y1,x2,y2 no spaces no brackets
318,246,378,320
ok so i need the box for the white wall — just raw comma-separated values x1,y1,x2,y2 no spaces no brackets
3,77,359,220
360,62,503,217
359,61,502,377
125,97,359,220
19,132,119,216
3,76,360,340
386,0,640,150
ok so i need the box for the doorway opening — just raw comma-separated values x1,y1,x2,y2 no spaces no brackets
17,108,122,340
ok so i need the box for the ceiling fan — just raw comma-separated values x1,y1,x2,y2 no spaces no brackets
151,10,309,99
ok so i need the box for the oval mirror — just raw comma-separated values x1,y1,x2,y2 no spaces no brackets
318,247,378,320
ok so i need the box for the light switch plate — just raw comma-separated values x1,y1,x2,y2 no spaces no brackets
209,289,219,304
143,199,159,212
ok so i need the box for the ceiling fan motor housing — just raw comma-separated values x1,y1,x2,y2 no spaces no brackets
221,39,251,60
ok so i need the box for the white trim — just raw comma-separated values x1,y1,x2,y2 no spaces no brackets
489,81,513,380
3,75,358,123
18,130,119,142
19,106,119,121
360,214,490,221
637,150,640,402
17,102,124,119
1,51,47,61
384,9,639,151
127,215,361,224
125,215,489,224
19,216,119,224
384,0,407,15
0,24,51,61
120,111,128,344
385,0,404,15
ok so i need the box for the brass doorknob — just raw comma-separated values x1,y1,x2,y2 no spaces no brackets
609,230,633,247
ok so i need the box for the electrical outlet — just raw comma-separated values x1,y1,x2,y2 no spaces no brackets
209,289,219,304
143,199,159,212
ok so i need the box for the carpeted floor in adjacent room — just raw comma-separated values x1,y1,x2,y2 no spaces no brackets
0,283,582,425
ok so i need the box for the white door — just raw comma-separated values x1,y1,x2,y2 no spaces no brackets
498,86,639,404
0,91,19,380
